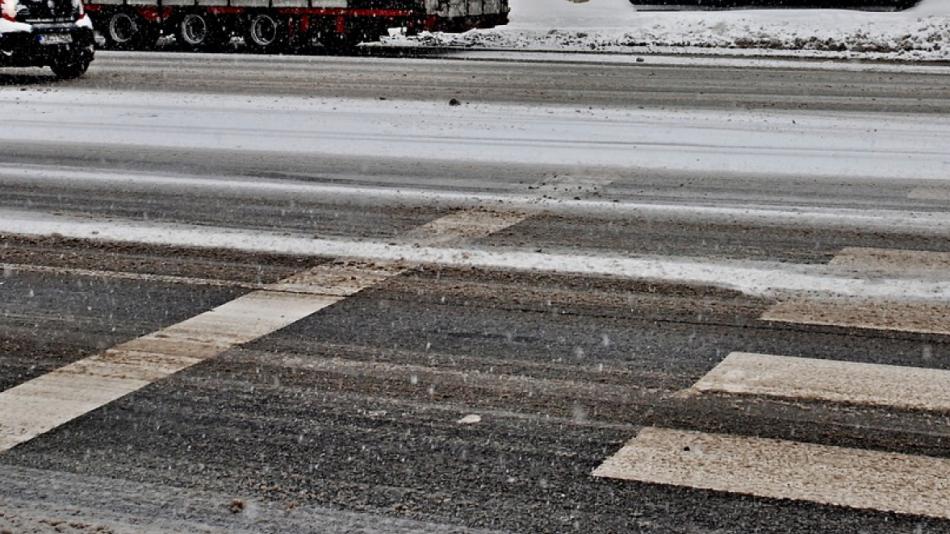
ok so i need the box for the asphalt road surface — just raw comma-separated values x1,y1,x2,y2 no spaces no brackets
1,50,950,533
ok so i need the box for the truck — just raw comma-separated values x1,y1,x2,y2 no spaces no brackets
83,0,509,52
0,0,96,77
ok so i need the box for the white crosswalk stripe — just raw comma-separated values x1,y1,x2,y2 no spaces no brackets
690,352,950,412
594,427,950,520
0,209,525,453
763,248,950,334
761,297,950,336
596,246,950,518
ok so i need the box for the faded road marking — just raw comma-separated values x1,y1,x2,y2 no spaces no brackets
760,247,950,334
691,352,950,413
829,247,950,276
761,297,950,336
403,210,528,246
594,427,950,520
0,209,523,453
908,187,950,201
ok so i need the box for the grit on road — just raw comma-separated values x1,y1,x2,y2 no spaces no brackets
1,50,949,533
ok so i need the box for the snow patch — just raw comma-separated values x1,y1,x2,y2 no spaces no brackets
387,0,950,60
457,415,483,424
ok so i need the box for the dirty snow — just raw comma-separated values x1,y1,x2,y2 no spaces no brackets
5,208,950,301
386,0,950,60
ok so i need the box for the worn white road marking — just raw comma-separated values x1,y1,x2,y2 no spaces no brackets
908,187,950,201
761,297,950,336
403,210,528,246
597,248,950,515
758,247,950,334
5,210,950,301
690,352,950,413
0,209,524,453
594,427,950,520
829,247,950,276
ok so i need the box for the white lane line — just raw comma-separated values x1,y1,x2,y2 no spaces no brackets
761,297,950,336
690,352,950,413
0,209,523,453
593,427,950,520
908,187,950,201
829,247,950,276
5,209,950,301
5,164,950,234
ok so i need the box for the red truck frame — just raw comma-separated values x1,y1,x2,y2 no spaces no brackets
84,0,509,51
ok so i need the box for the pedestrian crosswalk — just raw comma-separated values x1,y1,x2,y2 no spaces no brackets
595,246,950,520
690,352,950,413
761,247,950,335
594,427,950,520
0,209,526,453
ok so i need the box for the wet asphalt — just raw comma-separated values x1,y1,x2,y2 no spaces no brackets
1,50,949,533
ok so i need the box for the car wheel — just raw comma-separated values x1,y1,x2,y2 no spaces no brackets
50,56,91,79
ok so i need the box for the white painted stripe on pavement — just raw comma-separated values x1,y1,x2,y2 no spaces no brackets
593,426,950,520
909,187,950,201
0,209,524,452
4,209,950,301
759,247,950,334
691,352,950,413
0,290,344,451
403,210,528,246
761,297,950,335
829,247,950,276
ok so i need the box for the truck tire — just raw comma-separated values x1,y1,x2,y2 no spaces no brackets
176,13,228,51
244,13,285,53
50,56,92,79
102,11,148,50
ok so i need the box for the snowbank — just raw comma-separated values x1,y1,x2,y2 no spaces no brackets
386,0,950,60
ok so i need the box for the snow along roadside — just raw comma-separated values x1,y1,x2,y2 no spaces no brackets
4,209,950,302
384,0,950,61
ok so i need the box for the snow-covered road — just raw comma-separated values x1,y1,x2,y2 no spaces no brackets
3,88,948,181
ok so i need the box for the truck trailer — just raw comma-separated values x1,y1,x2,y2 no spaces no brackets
83,0,509,52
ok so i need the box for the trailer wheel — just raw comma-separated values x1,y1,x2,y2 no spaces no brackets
176,13,228,51
101,12,145,50
244,13,285,53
